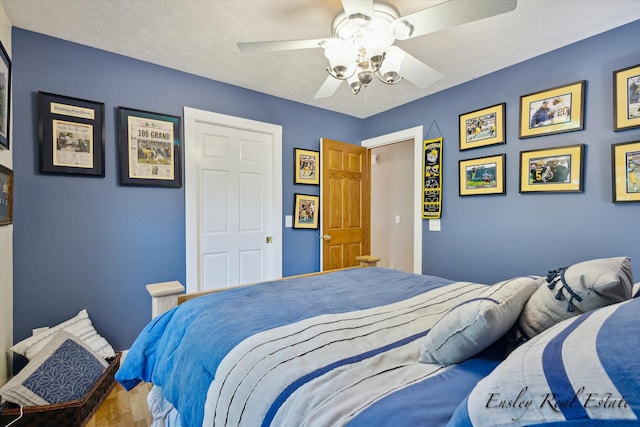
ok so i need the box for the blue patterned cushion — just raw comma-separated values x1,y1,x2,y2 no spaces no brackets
0,331,108,406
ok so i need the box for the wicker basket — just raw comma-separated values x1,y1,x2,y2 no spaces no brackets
0,352,121,427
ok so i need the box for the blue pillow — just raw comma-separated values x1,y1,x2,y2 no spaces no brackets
0,331,108,406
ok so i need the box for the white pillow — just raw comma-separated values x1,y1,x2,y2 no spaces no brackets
515,257,633,341
633,282,640,298
0,331,108,406
418,276,543,366
10,309,115,360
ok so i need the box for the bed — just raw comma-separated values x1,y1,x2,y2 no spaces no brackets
115,257,640,427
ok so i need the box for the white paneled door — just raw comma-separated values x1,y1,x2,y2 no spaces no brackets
184,108,282,293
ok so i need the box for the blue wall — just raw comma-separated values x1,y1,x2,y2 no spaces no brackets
11,28,362,352
11,19,640,354
363,20,640,283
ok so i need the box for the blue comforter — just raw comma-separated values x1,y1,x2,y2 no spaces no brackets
116,268,503,427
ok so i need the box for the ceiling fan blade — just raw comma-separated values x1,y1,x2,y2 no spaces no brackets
398,48,441,89
341,0,374,18
237,38,327,53
314,75,344,99
401,0,517,39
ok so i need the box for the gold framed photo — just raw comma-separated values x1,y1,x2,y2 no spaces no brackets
519,144,584,193
519,81,585,139
293,193,319,229
0,163,12,226
458,154,506,196
294,148,319,185
613,64,640,131
459,102,506,151
611,140,640,203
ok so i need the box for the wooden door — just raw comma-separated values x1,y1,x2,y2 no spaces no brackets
320,138,370,271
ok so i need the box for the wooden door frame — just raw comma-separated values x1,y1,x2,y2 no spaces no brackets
183,107,282,293
362,126,423,274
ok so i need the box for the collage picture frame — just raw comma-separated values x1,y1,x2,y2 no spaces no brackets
459,103,506,151
293,193,319,229
519,144,584,193
611,140,640,203
0,40,11,150
519,81,585,139
294,148,319,185
458,154,506,196
0,163,12,226
613,63,640,131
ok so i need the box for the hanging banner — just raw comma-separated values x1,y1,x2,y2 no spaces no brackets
423,137,442,219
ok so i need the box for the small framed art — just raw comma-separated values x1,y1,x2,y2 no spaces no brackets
38,92,105,176
293,193,319,229
118,107,182,187
294,148,319,185
0,41,11,150
611,140,640,203
458,154,506,196
519,144,584,193
613,64,640,131
459,102,506,151
0,163,12,226
519,81,585,139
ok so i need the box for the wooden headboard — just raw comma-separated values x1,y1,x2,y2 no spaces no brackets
146,255,381,319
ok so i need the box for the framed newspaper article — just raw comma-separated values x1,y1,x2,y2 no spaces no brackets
118,107,182,187
38,92,105,176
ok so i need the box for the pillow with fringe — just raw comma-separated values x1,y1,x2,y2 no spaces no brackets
10,309,115,360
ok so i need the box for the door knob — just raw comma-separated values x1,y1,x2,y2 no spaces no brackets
322,234,332,241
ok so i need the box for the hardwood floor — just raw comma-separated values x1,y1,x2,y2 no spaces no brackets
86,382,153,427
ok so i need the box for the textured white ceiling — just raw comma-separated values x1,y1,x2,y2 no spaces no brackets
3,0,640,118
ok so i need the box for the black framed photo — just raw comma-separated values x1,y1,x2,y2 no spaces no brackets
118,107,182,188
0,41,11,150
519,144,585,193
613,64,640,131
294,148,319,185
458,154,506,196
38,92,105,176
0,163,12,226
459,103,506,151
611,140,640,203
293,193,319,229
519,81,585,139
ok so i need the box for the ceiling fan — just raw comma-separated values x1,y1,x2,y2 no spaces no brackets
238,0,517,98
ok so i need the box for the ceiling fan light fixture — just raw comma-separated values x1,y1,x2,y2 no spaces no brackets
347,74,362,95
322,39,356,79
391,19,413,40
376,45,404,84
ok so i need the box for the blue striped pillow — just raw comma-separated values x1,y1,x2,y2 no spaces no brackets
448,297,640,426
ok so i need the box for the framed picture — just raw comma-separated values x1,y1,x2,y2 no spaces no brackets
613,64,640,131
294,148,319,185
458,154,506,196
0,163,12,226
519,81,585,139
519,144,584,193
459,102,506,151
118,107,182,187
611,140,640,203
38,92,105,176
293,193,319,229
0,41,11,150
